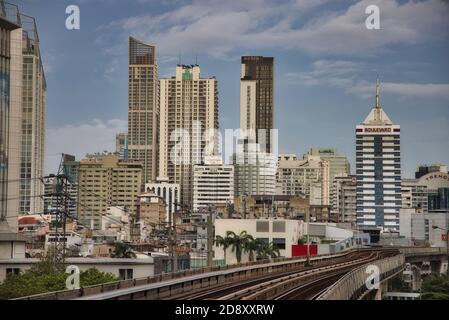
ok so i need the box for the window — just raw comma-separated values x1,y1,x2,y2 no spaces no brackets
119,268,134,280
256,221,269,232
272,238,286,250
6,268,20,276
272,221,286,233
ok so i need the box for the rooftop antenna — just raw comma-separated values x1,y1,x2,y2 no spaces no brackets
195,53,198,65
375,76,380,109
178,53,181,66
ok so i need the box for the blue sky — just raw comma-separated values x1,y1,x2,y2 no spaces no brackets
16,0,449,177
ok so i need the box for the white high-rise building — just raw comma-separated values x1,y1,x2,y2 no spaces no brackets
193,156,234,212
159,64,219,209
355,80,401,232
233,143,276,197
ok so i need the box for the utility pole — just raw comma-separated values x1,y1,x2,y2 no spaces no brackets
207,205,214,268
46,154,70,270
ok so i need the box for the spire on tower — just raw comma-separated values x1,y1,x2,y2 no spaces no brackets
375,77,380,109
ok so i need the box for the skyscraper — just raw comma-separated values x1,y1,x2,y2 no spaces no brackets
356,81,401,232
19,14,46,216
0,1,22,231
240,56,274,153
235,56,277,198
159,64,219,210
127,37,158,184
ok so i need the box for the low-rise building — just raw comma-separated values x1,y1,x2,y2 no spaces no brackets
214,218,305,265
137,192,167,236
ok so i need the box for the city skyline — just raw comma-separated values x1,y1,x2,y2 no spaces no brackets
14,0,449,178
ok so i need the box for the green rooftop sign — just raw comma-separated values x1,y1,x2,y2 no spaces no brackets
182,70,192,80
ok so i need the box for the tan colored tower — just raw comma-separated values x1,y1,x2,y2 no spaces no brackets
159,65,219,210
78,154,143,230
127,37,158,184
0,2,23,231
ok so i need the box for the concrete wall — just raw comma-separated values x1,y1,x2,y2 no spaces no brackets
0,241,26,260
0,257,154,282
214,219,304,264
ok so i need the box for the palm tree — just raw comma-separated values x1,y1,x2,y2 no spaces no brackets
256,240,280,260
243,235,258,262
226,231,252,264
214,235,232,264
111,242,136,258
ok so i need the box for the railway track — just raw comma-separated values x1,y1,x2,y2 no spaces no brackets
172,248,398,300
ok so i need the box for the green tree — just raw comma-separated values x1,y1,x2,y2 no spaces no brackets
0,267,117,300
226,231,252,263
421,273,449,300
214,235,232,264
243,235,258,262
256,240,280,260
110,242,136,258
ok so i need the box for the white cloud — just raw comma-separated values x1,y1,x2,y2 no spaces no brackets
103,0,449,58
286,59,449,100
45,119,127,174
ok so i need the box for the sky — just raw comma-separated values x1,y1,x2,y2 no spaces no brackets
15,0,449,177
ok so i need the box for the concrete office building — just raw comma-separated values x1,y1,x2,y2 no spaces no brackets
331,175,357,223
18,14,46,216
145,178,180,217
43,154,79,218
400,209,449,248
356,80,401,232
115,132,128,160
127,37,158,184
137,192,166,234
276,154,329,205
307,148,350,183
78,154,142,230
193,156,234,212
43,176,78,218
159,64,219,210
0,2,22,232
401,170,449,212
401,179,428,213
233,143,277,197
415,163,448,179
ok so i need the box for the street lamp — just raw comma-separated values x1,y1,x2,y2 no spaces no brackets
432,225,449,276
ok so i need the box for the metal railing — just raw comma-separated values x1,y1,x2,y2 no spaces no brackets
317,254,405,300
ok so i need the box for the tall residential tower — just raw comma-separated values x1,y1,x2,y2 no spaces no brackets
0,1,22,231
159,65,219,210
127,37,158,184
19,14,46,215
356,81,401,232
